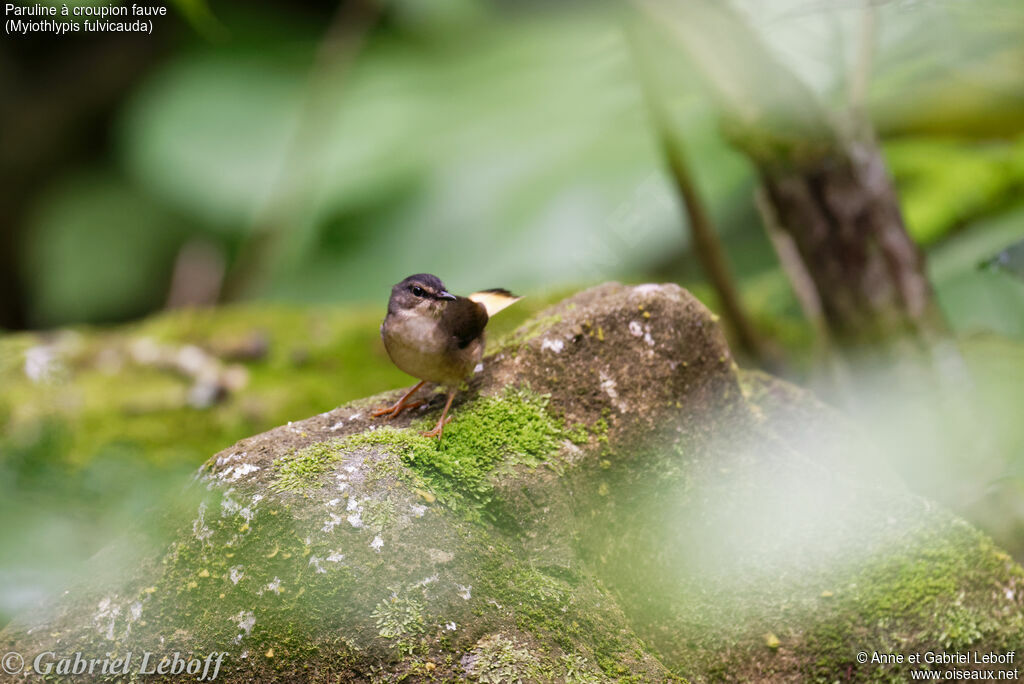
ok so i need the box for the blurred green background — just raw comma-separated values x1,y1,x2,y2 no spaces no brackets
2,0,1023,628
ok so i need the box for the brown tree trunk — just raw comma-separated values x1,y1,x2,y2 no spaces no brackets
756,137,940,345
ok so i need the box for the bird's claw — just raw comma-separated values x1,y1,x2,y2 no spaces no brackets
372,400,423,419
421,415,453,439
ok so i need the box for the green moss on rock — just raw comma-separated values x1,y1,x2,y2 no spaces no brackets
272,440,345,492
464,633,542,683
272,387,582,517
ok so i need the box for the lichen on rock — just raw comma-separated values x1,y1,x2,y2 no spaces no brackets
2,283,1022,683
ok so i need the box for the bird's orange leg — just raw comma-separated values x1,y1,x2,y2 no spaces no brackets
372,380,426,419
422,389,456,440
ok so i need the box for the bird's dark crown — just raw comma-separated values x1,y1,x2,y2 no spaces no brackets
388,273,454,314
398,274,446,292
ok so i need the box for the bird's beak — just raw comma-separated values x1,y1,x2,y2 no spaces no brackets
439,291,457,301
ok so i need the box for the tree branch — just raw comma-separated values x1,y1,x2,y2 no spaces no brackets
626,24,770,365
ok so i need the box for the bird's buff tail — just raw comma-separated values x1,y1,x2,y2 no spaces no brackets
469,288,521,316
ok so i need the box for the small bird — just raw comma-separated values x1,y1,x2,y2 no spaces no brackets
375,274,521,439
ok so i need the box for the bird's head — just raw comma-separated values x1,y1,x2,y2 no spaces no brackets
388,273,457,318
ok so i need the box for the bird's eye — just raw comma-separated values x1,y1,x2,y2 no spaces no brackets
411,286,425,297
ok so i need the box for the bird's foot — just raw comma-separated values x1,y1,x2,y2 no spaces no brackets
372,381,427,419
421,415,453,440
372,399,424,419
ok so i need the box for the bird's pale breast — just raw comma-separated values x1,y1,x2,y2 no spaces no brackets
382,310,481,386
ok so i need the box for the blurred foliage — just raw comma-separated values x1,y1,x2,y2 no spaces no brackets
887,136,1024,245
166,0,224,40
116,6,702,301
929,205,1024,338
10,0,1022,334
984,238,1024,281
23,172,186,327
867,0,1024,139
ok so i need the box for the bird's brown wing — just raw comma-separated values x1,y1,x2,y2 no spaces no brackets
442,296,489,349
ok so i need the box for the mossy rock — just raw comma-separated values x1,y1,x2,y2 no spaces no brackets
0,297,560,626
2,283,1022,682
